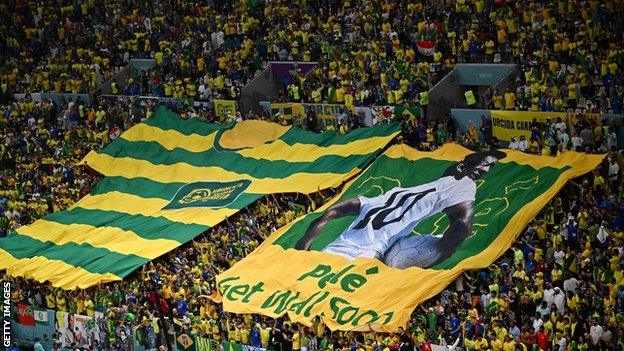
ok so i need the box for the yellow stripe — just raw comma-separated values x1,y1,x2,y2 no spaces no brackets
115,122,397,163
0,248,121,290
121,124,217,152
384,143,605,170
497,148,605,169
219,120,291,149
81,153,360,194
237,134,399,162
17,219,179,259
74,192,239,227
384,143,470,162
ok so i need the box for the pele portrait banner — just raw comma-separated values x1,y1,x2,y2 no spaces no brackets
216,144,603,331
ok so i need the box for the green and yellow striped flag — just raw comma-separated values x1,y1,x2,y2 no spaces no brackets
0,107,400,289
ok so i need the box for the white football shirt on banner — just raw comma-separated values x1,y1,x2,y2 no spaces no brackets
323,176,476,260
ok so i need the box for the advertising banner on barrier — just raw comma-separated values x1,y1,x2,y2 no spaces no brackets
356,107,374,127
10,309,56,350
216,144,603,331
176,335,221,351
491,110,568,142
259,102,349,127
260,102,422,128
301,103,348,127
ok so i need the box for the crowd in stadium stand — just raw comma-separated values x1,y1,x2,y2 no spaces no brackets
1,94,623,351
1,0,624,350
4,0,622,111
1,0,265,97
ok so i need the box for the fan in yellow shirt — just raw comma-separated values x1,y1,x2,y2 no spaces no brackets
490,337,503,351
84,296,95,317
492,92,504,109
241,325,251,345
260,322,271,348
502,336,516,351
504,90,516,110
493,320,508,341
292,325,301,350
474,335,489,350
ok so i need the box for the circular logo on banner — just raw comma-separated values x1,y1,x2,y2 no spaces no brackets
163,179,252,210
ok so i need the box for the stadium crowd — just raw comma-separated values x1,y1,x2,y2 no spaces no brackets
0,92,622,351
1,0,624,350
4,0,623,111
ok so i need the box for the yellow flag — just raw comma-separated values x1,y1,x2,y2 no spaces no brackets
214,99,237,118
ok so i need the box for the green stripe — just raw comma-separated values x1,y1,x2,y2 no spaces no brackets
0,233,147,277
44,208,209,243
144,107,228,136
99,139,378,178
279,122,400,146
147,107,399,146
90,177,189,199
90,176,262,203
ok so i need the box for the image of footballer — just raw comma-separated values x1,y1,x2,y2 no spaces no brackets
295,150,506,269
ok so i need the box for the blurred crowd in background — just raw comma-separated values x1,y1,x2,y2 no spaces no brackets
1,0,624,350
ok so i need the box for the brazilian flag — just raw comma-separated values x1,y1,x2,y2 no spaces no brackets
0,107,399,289
394,106,422,119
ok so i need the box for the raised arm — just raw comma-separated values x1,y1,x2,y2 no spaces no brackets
295,198,361,250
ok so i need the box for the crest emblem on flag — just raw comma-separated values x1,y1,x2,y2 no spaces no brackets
164,180,251,210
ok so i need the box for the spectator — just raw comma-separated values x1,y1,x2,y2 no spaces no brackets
608,156,620,189
509,136,519,150
589,320,603,347
480,115,493,146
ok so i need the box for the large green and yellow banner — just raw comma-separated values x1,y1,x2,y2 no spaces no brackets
491,110,567,142
0,107,400,289
216,144,603,331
